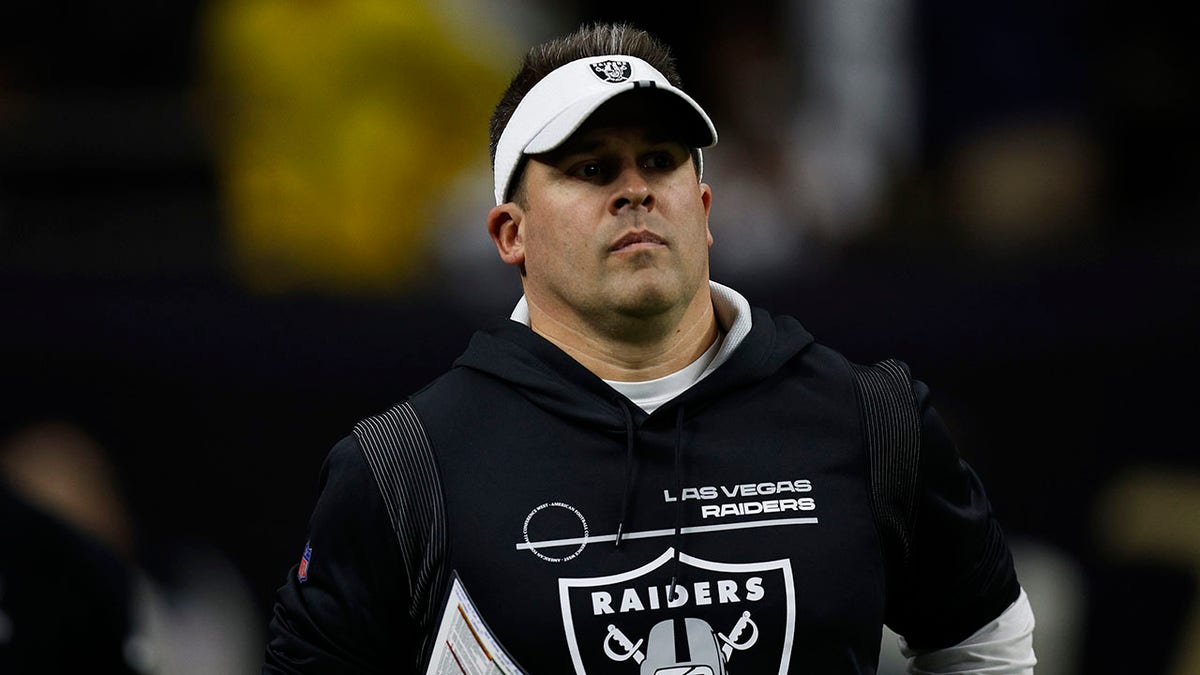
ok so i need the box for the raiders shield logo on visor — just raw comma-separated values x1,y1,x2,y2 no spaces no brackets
590,60,632,83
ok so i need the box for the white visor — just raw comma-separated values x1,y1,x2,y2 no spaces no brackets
493,55,718,204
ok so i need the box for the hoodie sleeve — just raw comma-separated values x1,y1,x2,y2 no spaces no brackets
263,435,414,674
885,377,1023,651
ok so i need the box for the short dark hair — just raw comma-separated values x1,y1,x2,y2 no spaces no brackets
488,22,684,167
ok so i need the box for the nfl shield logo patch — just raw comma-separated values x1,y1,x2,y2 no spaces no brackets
297,542,312,583
558,548,795,674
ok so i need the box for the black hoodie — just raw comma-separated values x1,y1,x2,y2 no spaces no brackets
264,299,1019,674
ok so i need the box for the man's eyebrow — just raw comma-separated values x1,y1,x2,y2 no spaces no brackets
553,138,605,156
549,133,686,160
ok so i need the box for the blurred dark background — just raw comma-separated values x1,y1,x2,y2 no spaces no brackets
1,1,1196,673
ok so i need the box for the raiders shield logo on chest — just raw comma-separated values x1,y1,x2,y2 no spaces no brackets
557,549,796,674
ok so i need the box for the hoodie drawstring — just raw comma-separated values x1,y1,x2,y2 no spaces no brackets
614,401,687,605
668,405,685,603
615,402,636,549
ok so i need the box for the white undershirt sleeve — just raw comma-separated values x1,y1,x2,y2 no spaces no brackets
899,587,1036,674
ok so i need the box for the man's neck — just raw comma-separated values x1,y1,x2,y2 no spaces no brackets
525,288,719,382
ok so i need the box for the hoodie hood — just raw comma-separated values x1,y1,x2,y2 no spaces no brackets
451,288,815,430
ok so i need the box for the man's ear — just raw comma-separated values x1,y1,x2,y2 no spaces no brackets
700,181,714,247
487,203,526,267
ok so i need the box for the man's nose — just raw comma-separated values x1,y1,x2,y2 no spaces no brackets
610,166,655,214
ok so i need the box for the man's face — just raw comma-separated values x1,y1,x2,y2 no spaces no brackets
489,108,713,335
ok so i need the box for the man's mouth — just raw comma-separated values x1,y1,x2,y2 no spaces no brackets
610,231,668,252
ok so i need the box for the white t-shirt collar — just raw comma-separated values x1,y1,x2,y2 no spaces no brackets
508,281,753,413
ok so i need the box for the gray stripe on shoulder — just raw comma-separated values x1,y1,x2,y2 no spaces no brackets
353,401,448,633
850,358,921,565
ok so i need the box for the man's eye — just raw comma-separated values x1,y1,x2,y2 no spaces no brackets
572,162,602,179
643,152,676,170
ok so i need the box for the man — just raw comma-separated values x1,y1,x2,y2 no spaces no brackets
264,22,1035,674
